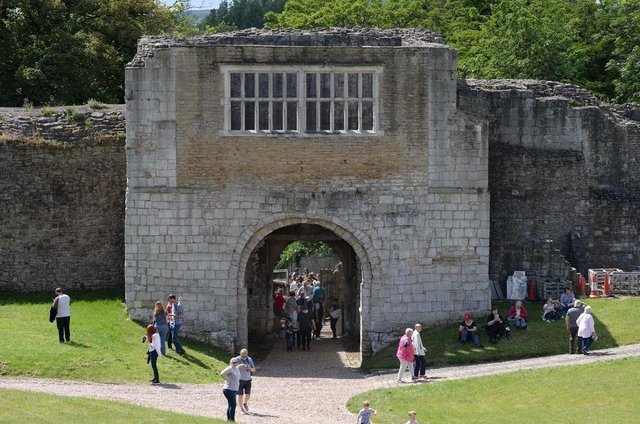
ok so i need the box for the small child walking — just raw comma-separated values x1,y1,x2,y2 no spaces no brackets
406,410,419,424
356,400,377,424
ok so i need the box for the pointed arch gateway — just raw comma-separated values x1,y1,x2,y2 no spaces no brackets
230,214,377,359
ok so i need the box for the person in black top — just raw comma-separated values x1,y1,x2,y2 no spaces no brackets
297,306,315,350
486,307,510,343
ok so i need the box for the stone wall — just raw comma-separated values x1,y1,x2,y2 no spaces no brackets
0,106,126,291
458,80,640,285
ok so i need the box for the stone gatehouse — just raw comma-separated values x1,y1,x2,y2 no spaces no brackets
124,29,490,355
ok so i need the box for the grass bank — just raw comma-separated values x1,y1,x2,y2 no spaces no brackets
0,388,224,423
0,289,230,383
362,297,640,370
348,356,640,424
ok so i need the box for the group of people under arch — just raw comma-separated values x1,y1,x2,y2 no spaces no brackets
273,269,342,351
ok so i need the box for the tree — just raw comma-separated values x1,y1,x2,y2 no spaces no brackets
0,0,175,106
460,0,576,81
276,241,335,269
604,0,640,103
203,0,286,31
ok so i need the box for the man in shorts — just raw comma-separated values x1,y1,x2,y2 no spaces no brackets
235,348,256,413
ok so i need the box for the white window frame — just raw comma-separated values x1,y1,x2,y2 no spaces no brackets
221,65,383,136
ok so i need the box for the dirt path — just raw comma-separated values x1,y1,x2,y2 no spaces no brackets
2,341,639,423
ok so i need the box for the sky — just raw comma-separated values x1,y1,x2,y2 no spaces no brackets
160,0,222,10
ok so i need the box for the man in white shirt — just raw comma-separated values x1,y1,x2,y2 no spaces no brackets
411,323,427,380
52,287,71,343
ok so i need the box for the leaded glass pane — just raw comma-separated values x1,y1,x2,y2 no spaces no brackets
362,101,373,131
273,74,283,98
230,73,242,98
320,102,331,131
362,73,373,98
286,73,297,98
334,74,344,98
306,102,317,131
334,102,345,131
258,101,269,130
286,101,297,131
348,73,359,98
348,101,358,130
244,102,255,130
258,73,269,98
306,73,317,98
320,74,331,98
244,73,255,97
231,101,241,130
273,101,283,130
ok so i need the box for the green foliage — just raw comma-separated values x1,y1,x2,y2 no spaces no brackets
203,0,286,31
0,0,175,107
267,0,640,104
461,0,576,81
349,357,640,423
64,107,85,125
361,297,640,370
275,241,335,269
0,389,225,423
0,289,230,383
87,99,107,110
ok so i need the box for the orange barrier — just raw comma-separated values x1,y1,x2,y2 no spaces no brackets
577,274,586,296
604,272,612,296
528,278,537,301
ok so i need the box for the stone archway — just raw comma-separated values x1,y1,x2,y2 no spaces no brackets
230,215,376,359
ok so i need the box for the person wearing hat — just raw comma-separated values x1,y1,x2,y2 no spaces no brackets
52,287,71,343
458,313,482,347
565,299,585,354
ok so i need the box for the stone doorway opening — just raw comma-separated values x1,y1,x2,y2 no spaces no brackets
239,221,369,358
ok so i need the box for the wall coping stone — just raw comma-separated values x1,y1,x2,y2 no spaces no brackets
127,28,445,68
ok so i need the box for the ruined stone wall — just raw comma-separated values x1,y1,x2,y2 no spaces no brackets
0,106,126,291
458,80,640,285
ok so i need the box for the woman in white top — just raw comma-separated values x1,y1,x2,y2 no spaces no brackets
52,288,71,343
220,357,246,421
146,325,162,383
576,306,597,355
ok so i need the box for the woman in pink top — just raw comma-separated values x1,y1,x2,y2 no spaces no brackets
396,328,415,383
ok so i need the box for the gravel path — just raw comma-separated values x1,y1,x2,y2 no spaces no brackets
2,340,639,423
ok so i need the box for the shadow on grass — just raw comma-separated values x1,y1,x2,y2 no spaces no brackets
66,341,90,349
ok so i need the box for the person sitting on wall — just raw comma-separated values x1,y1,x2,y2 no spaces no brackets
507,300,528,329
458,314,483,347
486,306,510,343
559,287,576,317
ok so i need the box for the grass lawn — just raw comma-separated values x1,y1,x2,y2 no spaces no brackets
362,297,640,370
348,356,640,424
0,289,230,383
0,388,225,423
